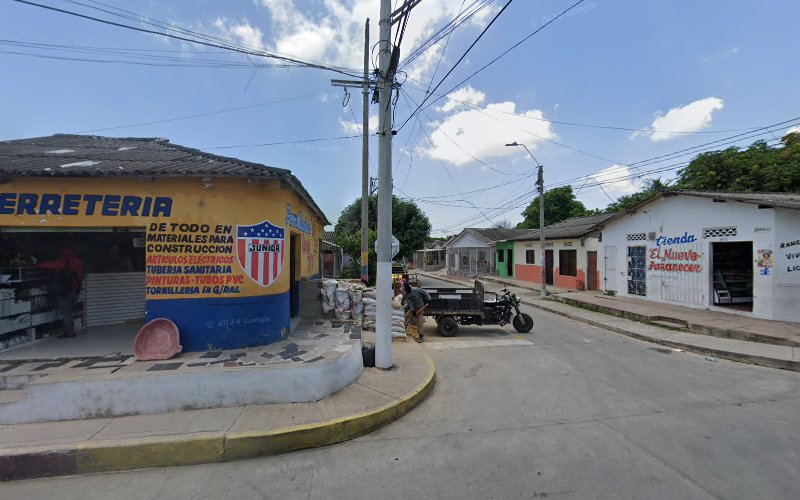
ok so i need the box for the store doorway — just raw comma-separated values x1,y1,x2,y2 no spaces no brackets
506,248,513,277
289,234,299,317
587,251,598,290
712,241,753,311
627,246,646,296
545,249,554,286
0,228,145,357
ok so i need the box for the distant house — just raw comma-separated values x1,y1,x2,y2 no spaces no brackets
445,228,530,277
500,213,616,290
413,240,446,271
321,231,343,278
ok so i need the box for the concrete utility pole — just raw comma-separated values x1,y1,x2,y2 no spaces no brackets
506,141,546,297
375,0,393,369
360,19,370,285
537,163,546,297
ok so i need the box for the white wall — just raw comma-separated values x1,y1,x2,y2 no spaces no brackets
599,195,800,321
773,208,800,321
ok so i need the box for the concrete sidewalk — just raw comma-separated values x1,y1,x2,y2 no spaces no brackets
0,341,435,481
417,271,800,373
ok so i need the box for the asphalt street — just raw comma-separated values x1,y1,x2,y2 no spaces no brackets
2,274,799,499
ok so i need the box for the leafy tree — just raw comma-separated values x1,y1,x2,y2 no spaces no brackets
333,195,431,285
517,186,592,229
674,132,800,192
604,178,670,212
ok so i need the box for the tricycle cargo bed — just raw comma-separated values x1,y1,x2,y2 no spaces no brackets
425,280,487,317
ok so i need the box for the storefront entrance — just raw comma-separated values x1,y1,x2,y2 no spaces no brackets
545,249,554,286
1,228,145,356
627,246,646,296
712,241,753,311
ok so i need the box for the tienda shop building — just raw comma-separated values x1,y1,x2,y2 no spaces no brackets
599,190,800,322
0,134,326,352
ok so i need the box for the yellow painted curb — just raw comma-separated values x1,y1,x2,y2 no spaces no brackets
225,353,436,461
15,353,436,478
75,433,226,474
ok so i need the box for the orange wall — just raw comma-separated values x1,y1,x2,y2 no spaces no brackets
516,264,541,283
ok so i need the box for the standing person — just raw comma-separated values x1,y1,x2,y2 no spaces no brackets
38,248,84,338
402,282,427,343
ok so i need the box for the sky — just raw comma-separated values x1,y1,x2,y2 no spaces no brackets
1,0,799,237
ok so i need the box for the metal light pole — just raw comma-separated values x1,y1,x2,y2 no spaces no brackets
375,0,393,369
506,142,546,297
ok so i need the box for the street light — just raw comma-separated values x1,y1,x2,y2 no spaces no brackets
506,142,547,297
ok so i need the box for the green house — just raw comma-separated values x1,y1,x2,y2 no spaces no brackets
496,240,516,278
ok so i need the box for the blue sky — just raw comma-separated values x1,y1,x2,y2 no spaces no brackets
2,0,799,236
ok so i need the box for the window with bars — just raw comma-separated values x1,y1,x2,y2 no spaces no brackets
627,233,647,241
559,250,577,276
526,250,535,264
703,226,738,238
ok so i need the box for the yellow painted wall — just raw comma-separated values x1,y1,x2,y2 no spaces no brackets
0,177,323,299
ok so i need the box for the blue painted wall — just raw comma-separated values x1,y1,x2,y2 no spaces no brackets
146,292,291,352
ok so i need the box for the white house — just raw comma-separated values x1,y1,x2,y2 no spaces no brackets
445,228,529,277
599,191,800,322
508,213,615,290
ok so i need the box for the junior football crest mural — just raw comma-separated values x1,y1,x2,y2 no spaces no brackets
237,218,285,288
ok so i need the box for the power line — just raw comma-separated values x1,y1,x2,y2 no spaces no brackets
403,0,587,127
396,0,515,132
11,0,361,77
77,92,327,134
402,79,762,136
206,135,361,150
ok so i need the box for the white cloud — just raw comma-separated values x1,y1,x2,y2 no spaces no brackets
437,85,486,113
637,97,724,142
421,96,556,166
212,17,266,51
338,112,378,134
784,125,800,137
253,0,496,79
578,164,642,210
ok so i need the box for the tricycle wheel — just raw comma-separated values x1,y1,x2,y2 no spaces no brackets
513,313,534,333
438,316,458,337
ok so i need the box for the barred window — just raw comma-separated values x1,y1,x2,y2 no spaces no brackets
525,250,535,264
703,226,737,238
627,233,647,241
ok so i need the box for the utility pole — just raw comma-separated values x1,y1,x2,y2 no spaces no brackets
330,19,373,285
506,141,546,297
375,0,394,369
537,164,546,297
360,19,370,285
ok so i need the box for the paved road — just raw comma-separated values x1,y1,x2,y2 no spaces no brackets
3,275,799,499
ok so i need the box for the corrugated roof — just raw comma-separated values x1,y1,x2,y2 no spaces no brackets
323,231,337,244
0,134,329,224
507,213,617,241
670,190,800,210
601,190,800,226
468,227,530,243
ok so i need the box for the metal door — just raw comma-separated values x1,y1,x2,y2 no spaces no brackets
626,246,646,296
545,249,554,285
587,251,598,290
507,248,513,276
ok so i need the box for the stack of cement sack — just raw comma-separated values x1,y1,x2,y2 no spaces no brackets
362,289,376,330
391,294,406,338
320,279,367,320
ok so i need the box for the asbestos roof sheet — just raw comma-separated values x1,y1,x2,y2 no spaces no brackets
0,134,329,224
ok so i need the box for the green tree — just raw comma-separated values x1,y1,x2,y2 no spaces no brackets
674,132,800,192
517,186,592,229
333,195,431,284
604,178,670,212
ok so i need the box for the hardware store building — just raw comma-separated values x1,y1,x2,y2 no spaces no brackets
599,191,800,322
0,134,326,353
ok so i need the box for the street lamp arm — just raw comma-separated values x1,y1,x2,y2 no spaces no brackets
504,141,541,166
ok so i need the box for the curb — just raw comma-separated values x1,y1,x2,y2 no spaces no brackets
0,355,436,481
416,272,799,373
520,298,800,373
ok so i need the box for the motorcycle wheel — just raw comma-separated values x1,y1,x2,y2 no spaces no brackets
512,313,534,333
438,316,458,337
